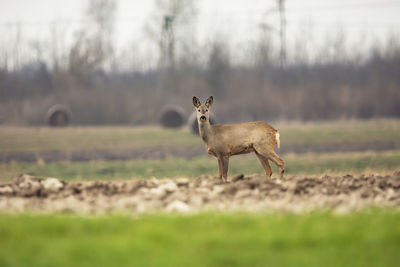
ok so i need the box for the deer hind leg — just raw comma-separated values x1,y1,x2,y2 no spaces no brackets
254,145,285,179
255,152,272,177
268,151,285,179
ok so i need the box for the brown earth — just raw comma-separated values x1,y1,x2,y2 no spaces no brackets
1,172,400,214
0,140,398,163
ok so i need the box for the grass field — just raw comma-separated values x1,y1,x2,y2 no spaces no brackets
1,120,399,266
0,211,399,267
1,150,399,182
1,119,399,153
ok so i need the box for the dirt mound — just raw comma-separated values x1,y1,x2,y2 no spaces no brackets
1,173,400,214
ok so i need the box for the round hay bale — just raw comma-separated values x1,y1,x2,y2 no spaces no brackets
160,105,186,128
188,111,217,135
46,104,71,127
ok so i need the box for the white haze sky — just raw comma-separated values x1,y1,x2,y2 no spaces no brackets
0,0,400,66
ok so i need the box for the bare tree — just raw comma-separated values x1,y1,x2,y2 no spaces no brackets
48,22,70,72
10,22,23,71
144,0,198,69
68,0,117,78
86,0,116,63
207,40,230,98
254,25,276,69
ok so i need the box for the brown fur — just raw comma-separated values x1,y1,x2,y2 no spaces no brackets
193,96,285,181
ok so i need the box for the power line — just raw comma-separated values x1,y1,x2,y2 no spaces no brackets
1,18,398,29
288,1,400,11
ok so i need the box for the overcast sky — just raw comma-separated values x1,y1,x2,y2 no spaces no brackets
1,0,399,65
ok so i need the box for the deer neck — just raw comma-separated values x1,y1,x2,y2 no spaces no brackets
199,120,212,144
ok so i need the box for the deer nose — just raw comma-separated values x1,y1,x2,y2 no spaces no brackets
200,115,206,121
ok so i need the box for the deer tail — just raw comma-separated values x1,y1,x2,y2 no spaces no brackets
275,131,280,149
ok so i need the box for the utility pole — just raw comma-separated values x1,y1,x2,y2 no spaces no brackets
158,14,177,94
278,0,286,69
160,15,175,70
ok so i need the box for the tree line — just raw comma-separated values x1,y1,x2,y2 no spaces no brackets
0,0,399,125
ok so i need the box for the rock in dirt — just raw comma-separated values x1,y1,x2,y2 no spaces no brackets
166,200,191,213
232,174,245,182
42,178,65,193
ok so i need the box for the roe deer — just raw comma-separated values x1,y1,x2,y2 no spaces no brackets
193,96,284,181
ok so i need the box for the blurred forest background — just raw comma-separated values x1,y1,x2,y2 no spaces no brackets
0,0,399,125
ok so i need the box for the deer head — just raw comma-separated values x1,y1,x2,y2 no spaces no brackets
193,96,213,123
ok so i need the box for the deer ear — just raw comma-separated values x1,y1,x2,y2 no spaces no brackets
205,96,213,108
192,96,201,108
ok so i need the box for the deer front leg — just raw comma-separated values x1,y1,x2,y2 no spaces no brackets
217,158,223,180
220,156,229,182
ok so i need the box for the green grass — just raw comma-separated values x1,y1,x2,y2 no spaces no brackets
0,126,201,153
0,211,399,267
1,151,399,181
1,119,399,153
277,119,400,146
1,120,399,182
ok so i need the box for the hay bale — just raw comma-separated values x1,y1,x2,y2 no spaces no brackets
160,105,186,128
46,104,71,127
188,111,217,135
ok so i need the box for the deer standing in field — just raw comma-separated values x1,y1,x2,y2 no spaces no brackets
193,96,285,181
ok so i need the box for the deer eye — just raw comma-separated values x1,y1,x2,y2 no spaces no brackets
206,109,208,112
198,109,200,112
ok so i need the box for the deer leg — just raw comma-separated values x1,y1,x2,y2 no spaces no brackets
267,151,285,179
254,145,285,179
255,152,272,177
217,158,223,180
220,156,229,182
